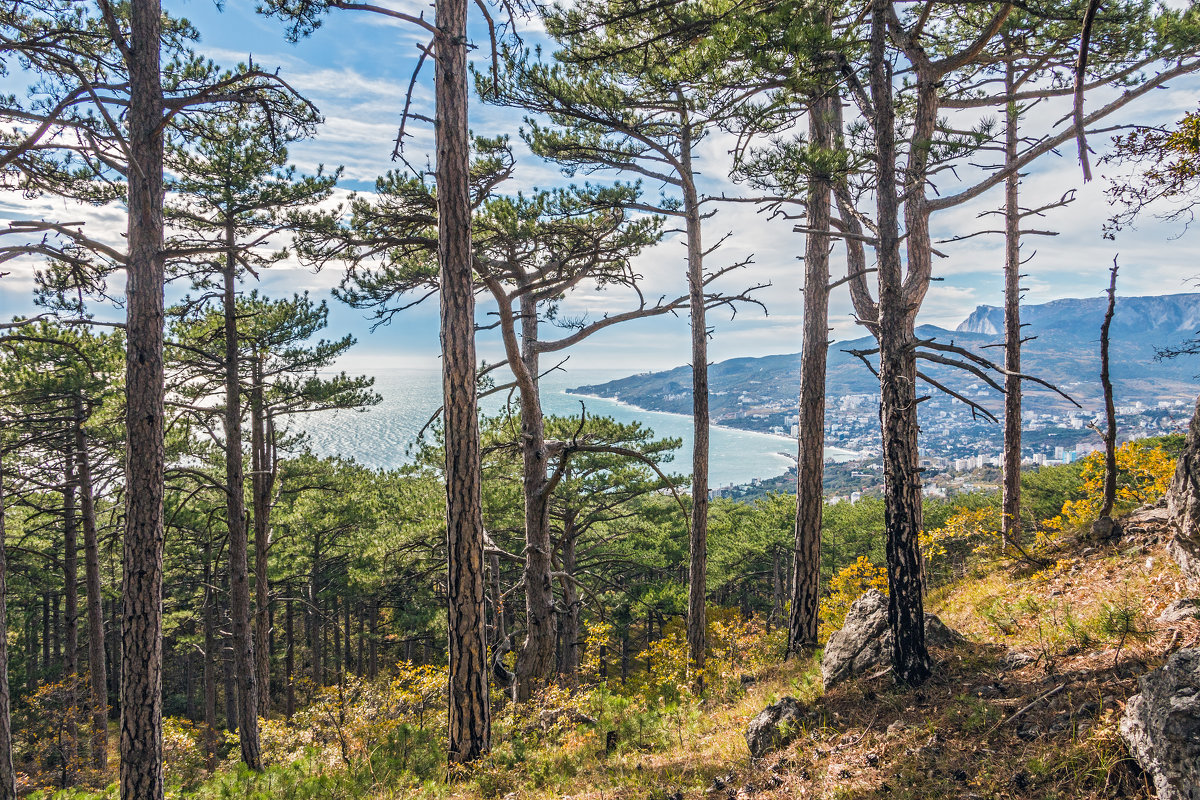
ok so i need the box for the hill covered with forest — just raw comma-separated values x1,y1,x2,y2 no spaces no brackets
570,293,1200,424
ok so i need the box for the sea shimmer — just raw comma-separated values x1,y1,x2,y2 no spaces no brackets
295,368,858,488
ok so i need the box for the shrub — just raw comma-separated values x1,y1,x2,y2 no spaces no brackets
921,507,1003,584
819,556,887,640
1049,440,1174,529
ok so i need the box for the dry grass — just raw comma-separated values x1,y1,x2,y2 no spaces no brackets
449,511,1200,800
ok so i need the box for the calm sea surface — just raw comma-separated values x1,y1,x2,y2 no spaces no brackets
295,368,857,488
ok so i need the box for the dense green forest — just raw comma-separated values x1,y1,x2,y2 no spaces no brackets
2,0,1200,798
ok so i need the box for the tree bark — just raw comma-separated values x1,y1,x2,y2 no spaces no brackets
25,604,37,695
122,0,167,793
62,445,80,781
202,570,217,768
1098,262,1119,521
367,601,378,680
222,633,236,733
0,451,17,800
509,293,557,703
788,84,834,656
250,361,274,714
222,224,262,769
680,125,708,692
1001,40,1024,547
53,592,60,664
437,0,490,758
185,650,195,721
285,598,295,719
870,0,930,686
108,597,119,716
74,396,108,771
309,540,322,687
343,594,352,677
557,523,581,679
331,597,342,683
356,603,364,675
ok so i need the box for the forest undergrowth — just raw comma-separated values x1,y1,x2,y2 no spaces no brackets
30,441,1200,800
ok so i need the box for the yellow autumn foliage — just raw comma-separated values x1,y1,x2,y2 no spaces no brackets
921,507,1003,582
1049,440,1174,529
819,556,888,640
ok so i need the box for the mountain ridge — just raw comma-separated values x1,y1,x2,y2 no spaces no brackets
569,293,1200,442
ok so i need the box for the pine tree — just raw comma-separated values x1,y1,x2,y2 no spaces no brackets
164,111,337,768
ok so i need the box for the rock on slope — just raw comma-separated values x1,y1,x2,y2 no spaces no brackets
1168,394,1200,587
1119,648,1200,800
821,589,963,688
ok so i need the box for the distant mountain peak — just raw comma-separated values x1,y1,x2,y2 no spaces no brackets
954,293,1200,338
956,305,1002,335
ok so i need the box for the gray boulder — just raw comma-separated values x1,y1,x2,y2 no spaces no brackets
1168,535,1200,590
1167,394,1200,588
1158,599,1200,625
1119,648,1200,800
822,589,964,688
745,696,806,758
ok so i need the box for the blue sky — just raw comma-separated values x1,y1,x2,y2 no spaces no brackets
2,0,1200,376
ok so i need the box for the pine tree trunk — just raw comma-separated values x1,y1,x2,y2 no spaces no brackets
222,228,261,769
108,597,119,716
367,602,378,680
788,85,834,656
0,452,17,800
436,0,490,754
25,606,37,695
512,294,556,703
250,366,274,714
1001,42,1024,547
871,0,930,686
489,553,504,645
331,597,342,684
185,651,195,721
53,593,60,665
62,447,79,781
122,0,167,793
309,540,322,687
1096,263,1119,533
680,141,708,692
769,547,781,632
222,634,236,733
356,604,364,676
557,525,581,680
74,396,108,771
202,575,217,769
285,598,295,719
343,595,352,677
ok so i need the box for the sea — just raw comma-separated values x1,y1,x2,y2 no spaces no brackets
294,367,859,489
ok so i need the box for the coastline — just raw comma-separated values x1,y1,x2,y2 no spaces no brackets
564,388,862,461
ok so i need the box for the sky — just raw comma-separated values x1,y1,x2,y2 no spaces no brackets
2,0,1199,376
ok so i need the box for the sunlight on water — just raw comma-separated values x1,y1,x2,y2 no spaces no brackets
294,368,858,488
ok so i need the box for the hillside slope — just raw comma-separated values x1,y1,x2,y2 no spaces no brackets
447,508,1198,800
573,293,1200,419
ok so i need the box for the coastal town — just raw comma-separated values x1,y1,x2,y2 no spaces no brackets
710,391,1195,502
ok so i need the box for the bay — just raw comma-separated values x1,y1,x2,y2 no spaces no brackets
295,367,858,488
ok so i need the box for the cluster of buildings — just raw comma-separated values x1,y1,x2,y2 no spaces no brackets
743,395,1195,503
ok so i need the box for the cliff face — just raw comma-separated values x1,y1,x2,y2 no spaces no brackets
956,293,1200,341
956,305,1003,335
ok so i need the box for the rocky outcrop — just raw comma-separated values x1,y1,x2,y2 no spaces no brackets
821,590,964,688
1157,599,1200,625
1119,648,1200,800
1167,394,1200,588
745,696,806,758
